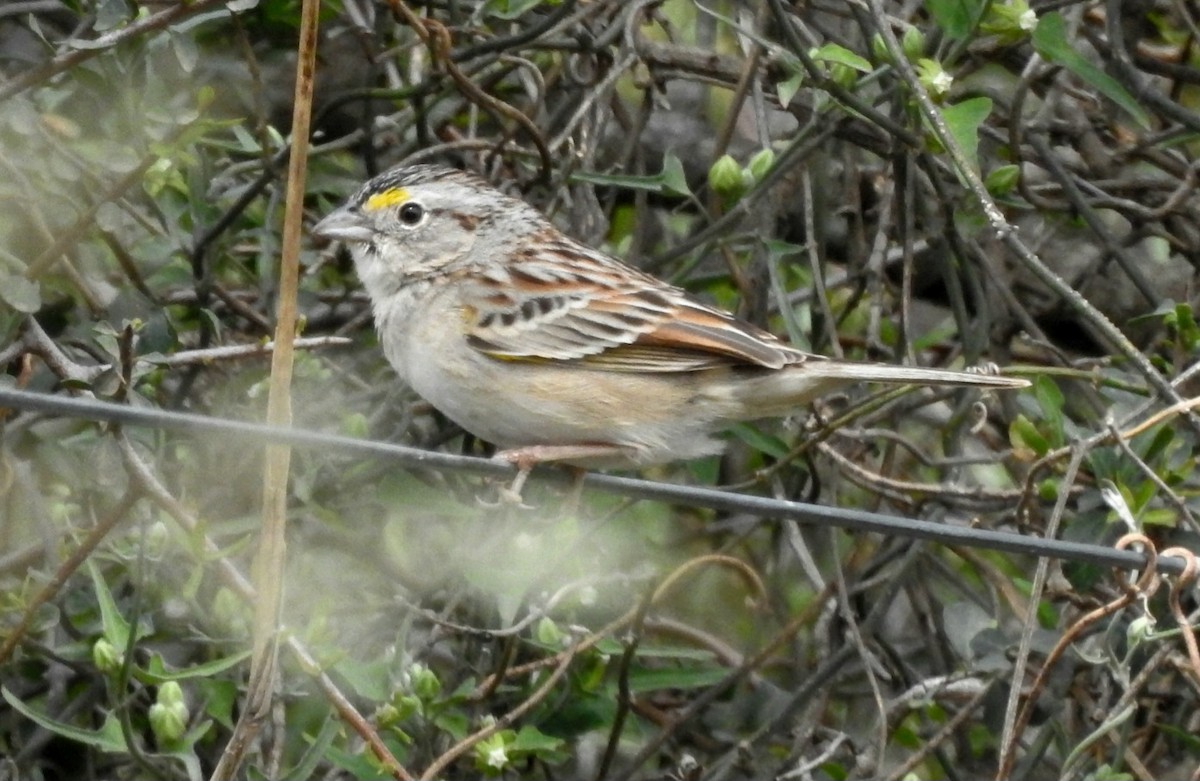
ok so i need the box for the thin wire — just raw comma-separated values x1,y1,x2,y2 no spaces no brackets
0,387,1188,576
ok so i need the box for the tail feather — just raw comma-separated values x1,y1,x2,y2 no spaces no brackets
804,361,1028,388
730,361,1028,418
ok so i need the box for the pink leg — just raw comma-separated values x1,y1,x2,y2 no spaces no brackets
492,443,631,502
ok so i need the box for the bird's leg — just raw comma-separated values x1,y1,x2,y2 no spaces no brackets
490,444,627,505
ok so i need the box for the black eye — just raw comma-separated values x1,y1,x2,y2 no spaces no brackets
398,202,424,226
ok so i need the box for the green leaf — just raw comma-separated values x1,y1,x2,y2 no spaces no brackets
1033,375,1065,447
1142,503,1181,530
169,31,199,73
728,423,791,460
626,665,729,692
985,164,1021,196
291,714,343,780
938,97,993,173
0,273,41,313
434,710,470,742
1173,302,1200,349
571,153,692,198
333,657,392,702
809,43,872,72
747,148,776,183
199,679,239,729
1032,13,1151,128
508,725,567,757
924,0,983,39
1010,414,1049,456
629,645,719,660
762,238,812,348
483,0,549,20
143,650,251,683
1129,478,1155,515
3,687,128,752
94,0,132,32
88,560,131,650
319,738,399,779
659,153,692,197
198,307,223,341
1157,723,1200,752
777,68,804,107
1140,425,1174,464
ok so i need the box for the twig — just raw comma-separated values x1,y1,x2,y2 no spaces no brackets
0,491,139,665
998,445,1086,775
883,679,993,781
419,644,577,780
861,0,1199,435
996,534,1161,779
0,0,233,103
211,0,320,776
115,434,413,780
387,1,553,183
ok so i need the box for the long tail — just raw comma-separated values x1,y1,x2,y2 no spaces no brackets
802,361,1028,388
730,360,1028,418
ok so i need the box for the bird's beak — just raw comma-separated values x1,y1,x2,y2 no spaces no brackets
313,206,375,243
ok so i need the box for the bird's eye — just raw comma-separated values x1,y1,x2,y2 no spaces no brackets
398,202,425,227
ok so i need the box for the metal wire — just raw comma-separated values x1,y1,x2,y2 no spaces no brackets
0,387,1185,575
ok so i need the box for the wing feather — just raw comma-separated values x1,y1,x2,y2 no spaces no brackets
457,238,807,371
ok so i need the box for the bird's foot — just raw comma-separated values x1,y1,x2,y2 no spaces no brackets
486,444,624,507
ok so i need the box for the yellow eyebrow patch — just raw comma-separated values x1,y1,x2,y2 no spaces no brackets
364,187,409,211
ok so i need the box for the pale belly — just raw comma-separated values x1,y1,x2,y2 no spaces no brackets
393,332,726,464
375,293,742,466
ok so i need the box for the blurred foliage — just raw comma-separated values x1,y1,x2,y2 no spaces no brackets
1,0,1199,779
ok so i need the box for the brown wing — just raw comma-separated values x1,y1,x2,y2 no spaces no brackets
458,238,808,372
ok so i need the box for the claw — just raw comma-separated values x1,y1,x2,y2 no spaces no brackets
487,443,625,508
475,488,535,510
483,452,537,508
476,462,536,509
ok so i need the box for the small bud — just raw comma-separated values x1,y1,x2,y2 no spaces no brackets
92,638,124,674
149,702,187,744
870,34,890,64
1126,614,1155,649
707,154,744,198
985,165,1021,196
158,680,185,708
408,662,441,701
375,703,401,727
535,617,564,647
902,26,925,60
980,1,1037,43
747,148,776,183
394,694,422,720
916,58,953,99
149,682,189,745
